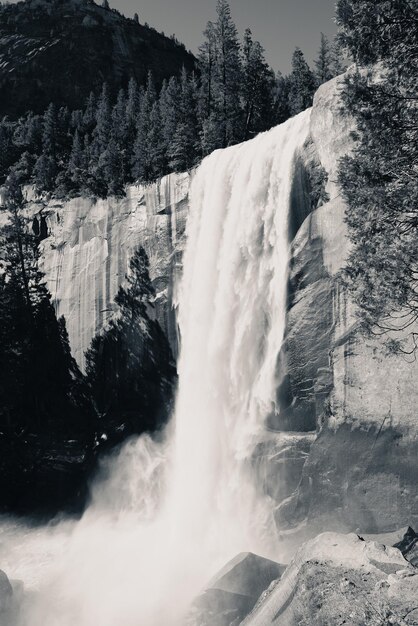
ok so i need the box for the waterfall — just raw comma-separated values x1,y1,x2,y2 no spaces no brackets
1,109,311,626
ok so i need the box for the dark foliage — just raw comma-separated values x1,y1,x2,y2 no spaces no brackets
0,175,96,512
85,247,177,444
336,0,418,352
0,2,343,199
0,0,196,119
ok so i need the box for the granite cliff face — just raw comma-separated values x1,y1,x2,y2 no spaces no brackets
270,76,418,536
34,72,418,534
34,173,189,367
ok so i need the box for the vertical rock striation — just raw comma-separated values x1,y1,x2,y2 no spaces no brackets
37,172,190,368
271,74,418,536
34,71,418,535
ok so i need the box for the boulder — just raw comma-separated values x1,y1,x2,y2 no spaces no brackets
243,532,418,626
394,527,418,568
0,569,13,614
187,552,285,626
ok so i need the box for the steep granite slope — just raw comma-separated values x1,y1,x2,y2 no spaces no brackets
0,0,196,118
271,76,418,536
35,173,190,367
33,71,418,534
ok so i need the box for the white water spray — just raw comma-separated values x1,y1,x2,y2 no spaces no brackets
0,109,311,626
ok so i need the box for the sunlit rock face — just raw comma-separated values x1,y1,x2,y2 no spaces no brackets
272,74,418,535
34,71,418,535
36,173,189,368
242,532,418,626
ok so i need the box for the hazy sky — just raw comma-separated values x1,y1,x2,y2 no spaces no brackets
110,0,338,73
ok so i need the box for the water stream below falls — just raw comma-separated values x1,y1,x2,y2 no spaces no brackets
0,108,311,626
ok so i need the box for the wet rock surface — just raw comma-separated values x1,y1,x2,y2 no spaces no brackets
271,73,418,535
32,71,418,534
187,552,285,626
0,569,20,624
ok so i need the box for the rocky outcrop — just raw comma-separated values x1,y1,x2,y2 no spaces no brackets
270,75,418,535
0,569,21,624
187,552,285,626
32,71,418,533
190,531,418,626
36,173,189,368
243,532,418,626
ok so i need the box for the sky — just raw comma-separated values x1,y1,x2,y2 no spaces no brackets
109,0,338,73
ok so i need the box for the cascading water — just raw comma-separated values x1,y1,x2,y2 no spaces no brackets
0,108,311,626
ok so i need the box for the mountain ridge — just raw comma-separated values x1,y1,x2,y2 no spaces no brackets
0,0,197,118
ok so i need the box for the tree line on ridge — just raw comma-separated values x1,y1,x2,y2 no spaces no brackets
0,1,344,198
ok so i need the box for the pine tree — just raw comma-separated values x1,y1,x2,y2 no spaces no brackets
160,76,181,156
85,246,176,436
66,129,86,189
131,73,156,182
42,103,57,160
0,123,12,183
288,48,316,115
199,0,243,152
91,83,111,160
0,172,94,437
126,78,140,120
112,88,126,137
10,151,35,186
241,28,276,140
111,88,127,182
331,37,345,76
314,33,333,86
36,103,58,190
273,72,292,125
336,0,418,350
34,154,56,192
148,100,166,180
168,69,200,171
124,78,141,179
213,0,243,147
198,20,217,121
83,92,97,134
57,106,71,156
98,137,124,196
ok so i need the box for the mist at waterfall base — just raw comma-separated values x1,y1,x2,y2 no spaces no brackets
0,109,311,626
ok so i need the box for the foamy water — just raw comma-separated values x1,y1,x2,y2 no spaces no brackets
0,109,311,626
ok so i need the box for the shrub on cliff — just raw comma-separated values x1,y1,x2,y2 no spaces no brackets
336,0,418,352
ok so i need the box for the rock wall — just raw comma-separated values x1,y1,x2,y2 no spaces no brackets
243,532,418,626
34,71,418,534
35,173,190,368
268,75,418,536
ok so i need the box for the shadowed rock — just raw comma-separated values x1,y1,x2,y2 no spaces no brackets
187,552,285,626
394,527,418,568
